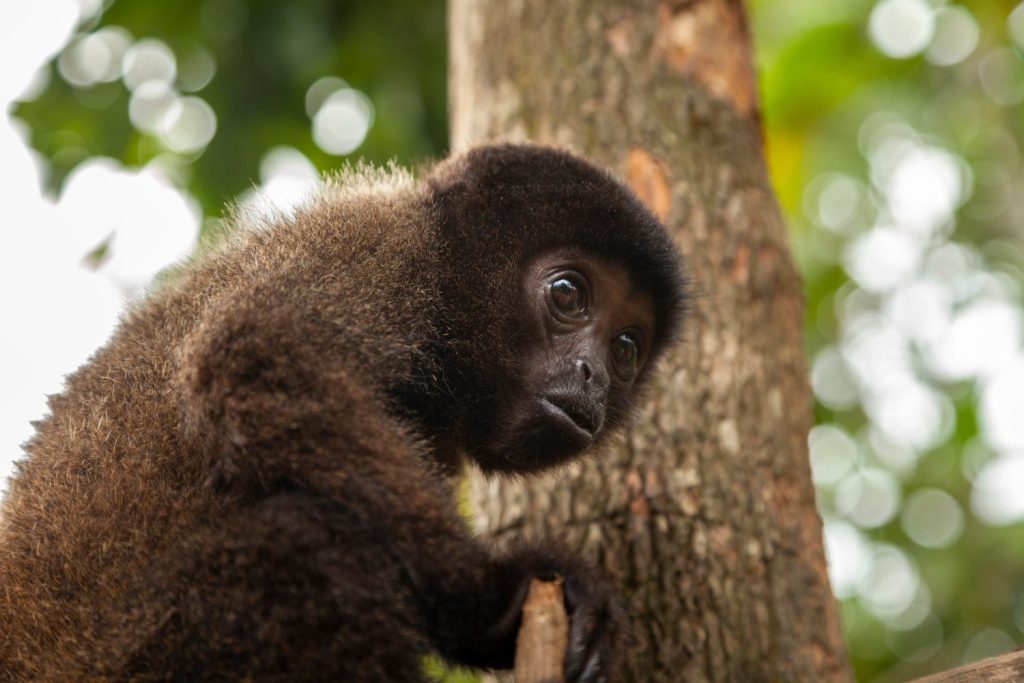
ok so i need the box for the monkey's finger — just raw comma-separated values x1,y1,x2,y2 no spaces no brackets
564,605,607,682
584,633,614,683
577,649,604,683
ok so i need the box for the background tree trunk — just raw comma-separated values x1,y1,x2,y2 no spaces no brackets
448,0,850,680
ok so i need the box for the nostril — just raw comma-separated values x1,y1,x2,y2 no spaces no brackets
577,359,593,382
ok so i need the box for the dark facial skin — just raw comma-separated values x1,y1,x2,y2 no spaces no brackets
485,246,655,471
449,247,653,681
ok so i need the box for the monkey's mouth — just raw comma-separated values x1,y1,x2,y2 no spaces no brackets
539,397,596,445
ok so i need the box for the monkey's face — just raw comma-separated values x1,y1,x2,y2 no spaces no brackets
473,247,656,473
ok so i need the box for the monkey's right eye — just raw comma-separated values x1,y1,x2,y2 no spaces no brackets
548,275,589,320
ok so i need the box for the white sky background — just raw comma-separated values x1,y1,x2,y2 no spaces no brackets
0,0,200,487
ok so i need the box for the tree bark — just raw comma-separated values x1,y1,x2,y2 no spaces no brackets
448,0,850,681
912,650,1024,683
514,579,568,683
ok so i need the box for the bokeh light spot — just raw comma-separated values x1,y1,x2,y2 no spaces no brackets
1008,2,1024,51
246,146,320,216
811,346,860,410
128,80,178,133
926,7,979,66
972,454,1024,525
122,38,177,91
836,468,901,528
962,628,1017,665
979,355,1024,452
858,545,920,620
804,173,864,234
311,88,374,156
866,380,954,454
924,299,1021,382
824,520,872,599
810,424,860,486
58,28,133,88
178,46,217,92
883,144,967,238
884,278,951,345
869,0,935,59
901,489,964,549
158,96,217,153
979,48,1024,106
844,227,921,293
305,76,348,118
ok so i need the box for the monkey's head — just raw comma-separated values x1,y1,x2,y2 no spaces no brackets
425,144,688,474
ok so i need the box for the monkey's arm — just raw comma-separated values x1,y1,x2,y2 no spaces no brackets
172,295,615,679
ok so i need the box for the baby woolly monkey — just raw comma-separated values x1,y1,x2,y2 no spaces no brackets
0,144,687,682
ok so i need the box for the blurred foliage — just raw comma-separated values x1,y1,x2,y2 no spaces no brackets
15,0,448,215
752,0,1024,680
12,0,1024,681
422,656,480,683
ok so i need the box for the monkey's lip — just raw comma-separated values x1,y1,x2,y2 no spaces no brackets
539,397,595,444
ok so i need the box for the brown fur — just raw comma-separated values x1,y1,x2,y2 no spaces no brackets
0,144,686,681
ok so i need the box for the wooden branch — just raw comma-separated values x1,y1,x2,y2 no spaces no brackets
912,649,1024,682
514,578,568,683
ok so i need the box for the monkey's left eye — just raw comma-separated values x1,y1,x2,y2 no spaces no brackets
610,332,641,377
548,275,589,320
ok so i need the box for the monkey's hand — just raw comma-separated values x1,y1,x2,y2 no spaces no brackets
459,545,620,683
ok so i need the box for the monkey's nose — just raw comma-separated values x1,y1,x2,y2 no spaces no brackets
575,358,610,394
576,359,593,382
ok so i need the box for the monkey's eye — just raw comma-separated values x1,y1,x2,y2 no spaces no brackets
610,332,641,378
548,274,589,320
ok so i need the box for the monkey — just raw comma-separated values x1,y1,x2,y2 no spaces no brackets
0,143,687,682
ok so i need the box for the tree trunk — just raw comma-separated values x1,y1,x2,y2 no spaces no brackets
448,0,850,680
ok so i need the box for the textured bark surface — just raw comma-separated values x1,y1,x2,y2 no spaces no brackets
449,0,851,681
912,650,1024,683
514,579,568,683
